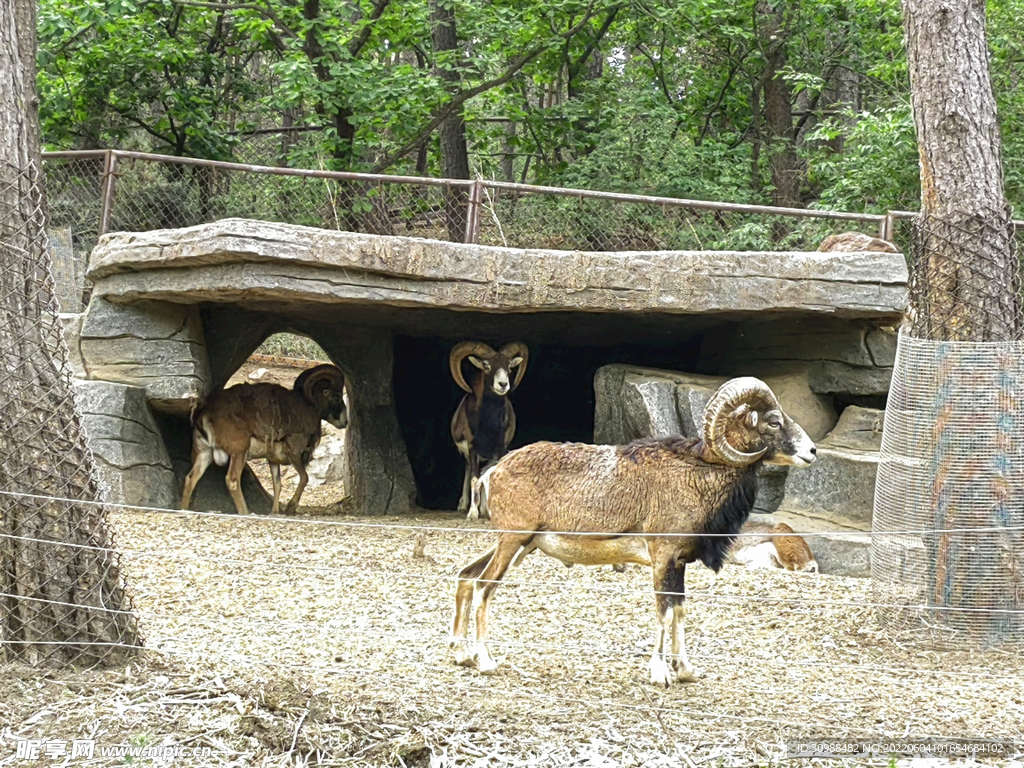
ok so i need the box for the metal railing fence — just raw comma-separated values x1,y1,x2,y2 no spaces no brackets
39,148,962,312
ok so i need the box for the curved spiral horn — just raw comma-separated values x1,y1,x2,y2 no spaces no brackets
701,377,778,467
295,364,345,403
449,341,497,393
499,342,529,390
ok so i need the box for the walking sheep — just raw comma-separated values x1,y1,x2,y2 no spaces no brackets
180,364,347,516
450,377,816,686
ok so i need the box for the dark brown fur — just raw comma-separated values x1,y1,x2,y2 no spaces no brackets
450,344,526,517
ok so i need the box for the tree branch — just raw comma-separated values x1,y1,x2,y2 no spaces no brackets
372,10,605,173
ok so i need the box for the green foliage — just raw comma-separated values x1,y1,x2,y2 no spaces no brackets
35,0,1024,218
805,105,920,213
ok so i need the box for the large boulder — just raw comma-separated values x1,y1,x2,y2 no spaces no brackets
594,366,837,443
74,380,178,510
87,219,909,320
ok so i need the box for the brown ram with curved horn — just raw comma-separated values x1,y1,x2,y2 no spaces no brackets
180,364,347,516
449,341,528,519
451,376,816,686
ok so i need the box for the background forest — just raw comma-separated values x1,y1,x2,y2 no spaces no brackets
36,0,1024,216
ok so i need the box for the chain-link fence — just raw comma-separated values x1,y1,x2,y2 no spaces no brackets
873,212,1024,649
43,149,906,312
0,158,141,667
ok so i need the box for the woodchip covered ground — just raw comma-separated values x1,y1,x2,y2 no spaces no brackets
2,505,1023,767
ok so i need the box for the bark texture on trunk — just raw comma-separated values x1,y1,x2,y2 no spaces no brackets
897,0,1024,644
431,0,471,242
1,0,140,666
903,0,1021,342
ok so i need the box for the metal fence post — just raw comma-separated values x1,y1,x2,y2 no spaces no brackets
464,180,483,244
881,212,896,242
98,150,118,236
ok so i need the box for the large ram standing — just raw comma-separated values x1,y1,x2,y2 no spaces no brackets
449,341,528,519
450,377,816,686
180,364,347,516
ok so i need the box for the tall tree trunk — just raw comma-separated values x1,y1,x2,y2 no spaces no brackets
904,0,1020,342
431,0,471,241
0,0,140,666
899,0,1023,641
756,1,803,213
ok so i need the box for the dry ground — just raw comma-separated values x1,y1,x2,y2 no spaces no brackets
2,359,1022,766
2,508,1023,767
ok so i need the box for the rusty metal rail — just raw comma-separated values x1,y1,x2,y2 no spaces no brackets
42,148,908,240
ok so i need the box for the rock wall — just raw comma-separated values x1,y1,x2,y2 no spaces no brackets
697,317,896,397
69,221,907,522
77,298,211,414
73,380,178,510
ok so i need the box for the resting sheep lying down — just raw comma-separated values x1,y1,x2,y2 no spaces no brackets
450,377,816,686
730,522,819,573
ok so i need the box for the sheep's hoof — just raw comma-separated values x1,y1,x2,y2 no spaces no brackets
473,644,499,674
451,642,477,667
648,656,675,688
674,665,702,684
466,508,480,521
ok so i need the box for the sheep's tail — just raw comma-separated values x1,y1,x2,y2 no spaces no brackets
457,546,497,582
194,414,230,467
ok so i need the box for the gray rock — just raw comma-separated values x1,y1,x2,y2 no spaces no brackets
594,366,836,443
87,218,908,319
698,318,895,397
824,406,885,453
308,425,347,487
74,380,177,510
807,360,893,396
79,298,211,414
60,312,86,378
777,446,878,530
759,407,887,577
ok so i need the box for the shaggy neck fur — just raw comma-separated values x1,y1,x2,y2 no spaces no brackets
617,436,760,571
694,466,758,571
473,392,509,460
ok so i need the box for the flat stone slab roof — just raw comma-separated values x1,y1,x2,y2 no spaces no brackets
88,218,908,319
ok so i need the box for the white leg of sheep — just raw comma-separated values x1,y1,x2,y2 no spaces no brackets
450,534,531,672
649,550,700,686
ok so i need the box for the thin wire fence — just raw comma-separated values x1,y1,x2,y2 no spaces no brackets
0,159,140,668
873,210,1024,649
